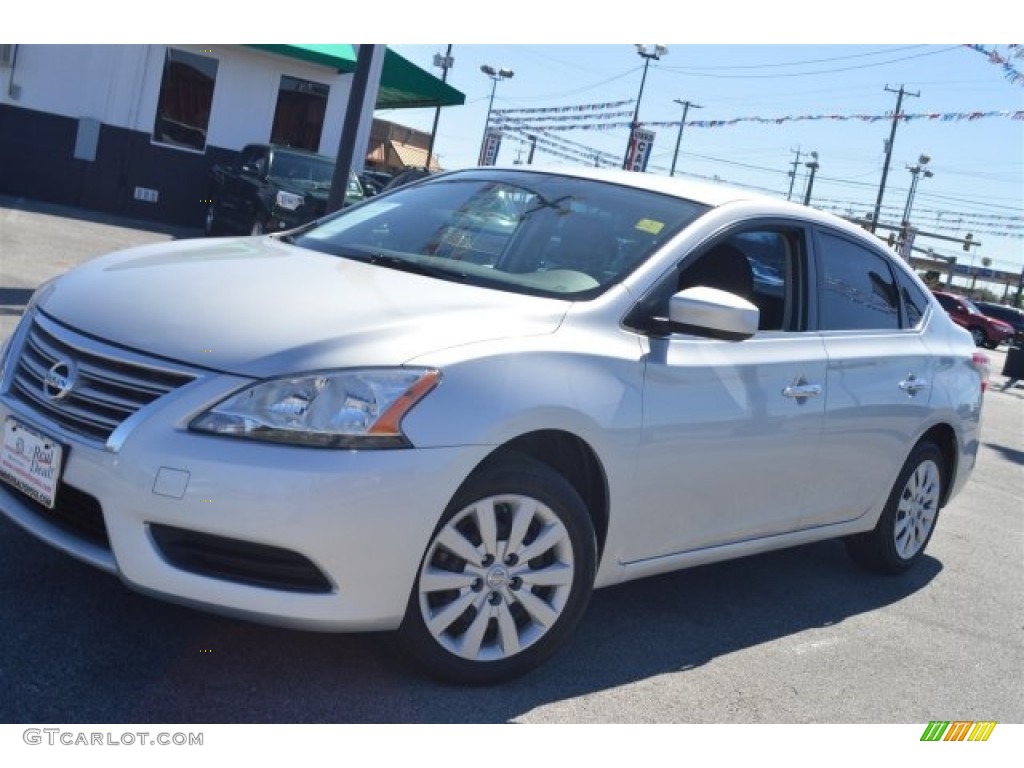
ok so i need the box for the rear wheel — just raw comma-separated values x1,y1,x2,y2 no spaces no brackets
397,455,597,685
845,441,944,574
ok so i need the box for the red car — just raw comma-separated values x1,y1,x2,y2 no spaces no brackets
932,291,1015,349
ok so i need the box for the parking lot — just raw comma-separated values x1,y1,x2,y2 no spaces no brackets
0,194,1021,725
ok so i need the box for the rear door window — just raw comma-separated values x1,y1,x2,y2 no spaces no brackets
815,231,900,331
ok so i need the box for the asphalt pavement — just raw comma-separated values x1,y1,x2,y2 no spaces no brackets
0,194,1021,726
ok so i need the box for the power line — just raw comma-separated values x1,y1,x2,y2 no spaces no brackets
660,47,959,79
665,45,928,71
499,64,641,103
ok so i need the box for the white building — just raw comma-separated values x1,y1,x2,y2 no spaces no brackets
0,44,462,226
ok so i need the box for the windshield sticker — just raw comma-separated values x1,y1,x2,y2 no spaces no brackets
635,218,665,235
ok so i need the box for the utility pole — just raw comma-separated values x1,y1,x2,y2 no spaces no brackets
670,99,702,177
869,84,919,233
424,45,453,173
786,148,802,201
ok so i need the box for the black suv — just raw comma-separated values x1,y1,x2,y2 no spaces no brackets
205,144,365,236
974,301,1024,345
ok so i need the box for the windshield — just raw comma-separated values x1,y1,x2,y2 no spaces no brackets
963,298,985,315
289,170,709,298
268,152,336,189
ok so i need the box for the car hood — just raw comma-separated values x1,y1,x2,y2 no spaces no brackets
36,237,570,378
985,317,1014,331
276,186,361,210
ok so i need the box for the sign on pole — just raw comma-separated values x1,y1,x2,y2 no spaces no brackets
900,227,916,260
479,131,503,166
625,128,655,172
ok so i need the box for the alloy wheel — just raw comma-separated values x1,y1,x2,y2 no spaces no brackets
415,493,576,663
892,458,941,560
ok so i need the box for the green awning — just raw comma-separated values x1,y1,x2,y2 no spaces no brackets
377,49,464,109
247,45,465,109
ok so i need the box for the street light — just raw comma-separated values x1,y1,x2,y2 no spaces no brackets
670,99,701,177
902,153,934,227
898,154,933,257
802,152,819,205
622,44,667,170
478,64,514,166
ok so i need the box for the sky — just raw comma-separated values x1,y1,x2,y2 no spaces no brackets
10,3,1024,281
378,43,1024,280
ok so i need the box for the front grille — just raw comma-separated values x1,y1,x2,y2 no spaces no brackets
150,524,333,593
7,481,110,549
8,315,195,443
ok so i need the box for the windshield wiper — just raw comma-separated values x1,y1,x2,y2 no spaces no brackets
368,252,468,281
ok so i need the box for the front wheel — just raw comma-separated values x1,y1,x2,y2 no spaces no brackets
397,455,597,685
845,441,945,574
968,326,986,347
203,202,220,236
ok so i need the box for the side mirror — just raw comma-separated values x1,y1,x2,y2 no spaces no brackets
668,287,759,341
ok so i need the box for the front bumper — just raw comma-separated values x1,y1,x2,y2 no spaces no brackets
0,322,486,632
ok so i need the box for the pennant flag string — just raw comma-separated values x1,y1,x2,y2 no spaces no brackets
964,44,1024,86
493,110,635,124
505,132,617,167
504,127,620,166
492,99,634,116
494,110,1024,133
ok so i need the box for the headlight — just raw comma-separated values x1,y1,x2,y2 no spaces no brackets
190,368,440,448
275,191,304,211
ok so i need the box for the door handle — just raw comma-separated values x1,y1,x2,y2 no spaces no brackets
782,378,822,400
782,384,822,398
898,375,929,395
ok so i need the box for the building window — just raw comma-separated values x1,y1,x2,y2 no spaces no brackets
271,75,329,152
152,48,218,152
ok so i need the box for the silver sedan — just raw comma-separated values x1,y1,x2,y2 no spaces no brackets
0,167,989,683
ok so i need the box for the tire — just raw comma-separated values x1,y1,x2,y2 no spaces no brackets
983,339,1000,350
203,203,220,236
397,454,597,685
968,326,986,347
845,441,945,575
